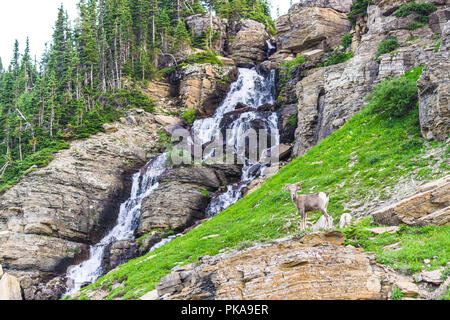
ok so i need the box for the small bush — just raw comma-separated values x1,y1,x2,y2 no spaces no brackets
407,22,424,30
323,51,353,66
392,287,406,300
394,2,436,18
186,50,223,66
366,66,423,118
181,109,198,125
376,38,399,57
341,32,353,50
347,0,372,26
434,40,441,52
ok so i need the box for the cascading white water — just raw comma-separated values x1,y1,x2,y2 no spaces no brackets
64,154,168,296
192,68,280,216
63,66,279,297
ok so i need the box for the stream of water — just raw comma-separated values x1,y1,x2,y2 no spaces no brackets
63,62,279,296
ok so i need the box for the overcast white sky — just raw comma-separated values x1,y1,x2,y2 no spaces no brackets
0,0,292,68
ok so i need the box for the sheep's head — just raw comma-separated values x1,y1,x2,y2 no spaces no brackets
282,182,303,193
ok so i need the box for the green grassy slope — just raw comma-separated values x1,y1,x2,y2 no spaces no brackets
72,87,449,299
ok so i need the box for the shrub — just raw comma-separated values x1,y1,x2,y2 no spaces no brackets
323,51,353,66
434,40,441,52
366,67,422,118
376,38,399,57
341,32,352,50
394,2,436,19
186,50,224,66
181,109,198,125
347,0,372,26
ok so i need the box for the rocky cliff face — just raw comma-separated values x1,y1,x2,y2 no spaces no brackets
418,20,450,141
285,1,449,156
230,20,271,67
276,7,351,55
155,231,415,300
0,109,163,298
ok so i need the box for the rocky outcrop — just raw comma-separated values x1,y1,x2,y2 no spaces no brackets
137,164,242,237
155,231,413,300
230,20,270,66
0,109,164,296
291,2,444,156
185,14,228,55
418,21,450,141
277,104,298,144
288,0,354,13
275,7,351,55
373,175,449,226
429,8,450,34
179,63,238,116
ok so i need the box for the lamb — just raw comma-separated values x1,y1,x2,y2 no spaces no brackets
282,182,332,230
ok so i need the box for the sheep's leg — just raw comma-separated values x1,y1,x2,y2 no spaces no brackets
321,209,332,229
300,208,306,231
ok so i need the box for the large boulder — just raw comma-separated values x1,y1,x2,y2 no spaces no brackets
179,63,238,116
155,231,407,300
185,14,228,55
373,175,450,226
275,7,351,55
230,20,270,66
0,109,164,297
418,21,450,141
137,164,242,237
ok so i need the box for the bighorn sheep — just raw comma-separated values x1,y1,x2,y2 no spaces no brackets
282,182,332,230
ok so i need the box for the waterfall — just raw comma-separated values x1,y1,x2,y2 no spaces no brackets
64,154,168,296
63,66,279,297
192,68,279,216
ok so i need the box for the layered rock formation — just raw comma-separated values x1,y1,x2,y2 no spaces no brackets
137,163,242,237
276,7,351,55
290,1,448,156
0,109,164,297
230,20,271,66
179,63,238,116
155,231,413,300
289,0,354,13
418,20,450,141
185,14,228,55
373,175,449,226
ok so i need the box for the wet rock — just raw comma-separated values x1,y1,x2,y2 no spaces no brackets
26,276,67,300
277,104,298,144
137,164,242,237
179,63,238,116
373,175,449,226
107,240,139,270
